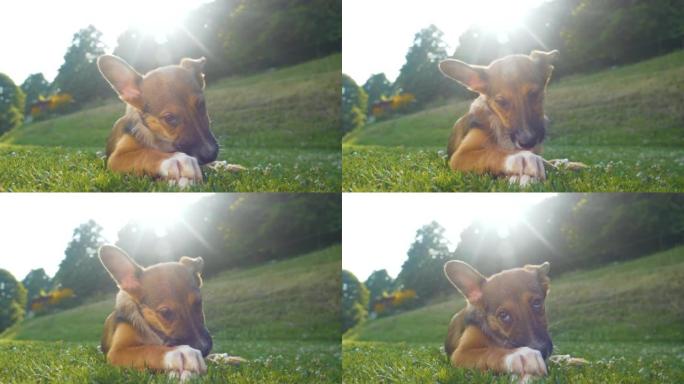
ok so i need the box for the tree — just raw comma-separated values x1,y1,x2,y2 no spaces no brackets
21,269,52,312
342,270,369,332
362,73,393,116
0,73,25,134
364,269,394,312
221,0,341,73
52,220,110,304
342,74,367,133
52,25,110,106
563,0,684,72
394,25,453,106
20,73,51,115
396,221,453,301
0,269,27,332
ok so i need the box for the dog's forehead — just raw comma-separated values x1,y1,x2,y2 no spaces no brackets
140,67,202,109
140,262,199,303
482,268,543,304
488,56,545,88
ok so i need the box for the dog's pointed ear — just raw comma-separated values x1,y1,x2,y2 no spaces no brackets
97,55,144,110
180,57,207,89
438,59,488,94
526,262,551,293
444,260,486,303
99,245,143,296
530,50,559,84
180,256,204,287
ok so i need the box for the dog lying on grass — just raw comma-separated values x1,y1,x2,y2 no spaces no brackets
443,260,553,382
439,50,586,186
97,55,244,188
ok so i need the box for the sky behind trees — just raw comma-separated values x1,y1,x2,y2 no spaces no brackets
0,0,209,83
342,193,552,281
0,193,208,279
342,0,545,84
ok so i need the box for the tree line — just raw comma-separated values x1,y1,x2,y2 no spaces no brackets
342,0,684,133
343,193,684,332
0,0,341,134
0,193,341,332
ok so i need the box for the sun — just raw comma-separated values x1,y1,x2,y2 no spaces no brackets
126,1,208,44
461,0,546,43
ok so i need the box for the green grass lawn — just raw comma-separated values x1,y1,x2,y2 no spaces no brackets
0,54,341,192
0,245,342,383
343,50,684,192
342,246,684,383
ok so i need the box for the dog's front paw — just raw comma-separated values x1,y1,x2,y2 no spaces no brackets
504,151,546,183
504,347,547,377
164,345,207,380
160,153,203,187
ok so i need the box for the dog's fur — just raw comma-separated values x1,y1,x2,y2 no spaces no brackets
99,245,212,380
439,50,560,186
444,260,553,380
97,55,219,187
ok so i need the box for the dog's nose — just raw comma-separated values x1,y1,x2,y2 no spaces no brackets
540,340,553,359
514,131,538,149
197,143,219,165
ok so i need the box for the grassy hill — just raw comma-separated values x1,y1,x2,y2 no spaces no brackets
342,246,684,383
0,245,341,383
0,54,341,192
343,50,684,192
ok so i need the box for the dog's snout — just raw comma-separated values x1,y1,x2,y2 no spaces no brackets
197,143,218,165
513,131,539,149
199,329,213,357
540,339,553,359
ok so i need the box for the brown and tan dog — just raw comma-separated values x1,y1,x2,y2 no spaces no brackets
99,245,212,380
97,55,219,187
444,260,553,381
439,50,560,186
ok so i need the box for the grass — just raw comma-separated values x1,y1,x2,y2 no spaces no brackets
0,245,342,383
342,50,684,191
342,246,684,383
0,54,341,192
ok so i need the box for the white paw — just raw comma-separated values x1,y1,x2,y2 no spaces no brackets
164,345,207,379
504,151,546,182
160,152,203,187
504,347,547,377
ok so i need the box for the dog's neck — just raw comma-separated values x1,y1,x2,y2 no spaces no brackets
115,290,165,345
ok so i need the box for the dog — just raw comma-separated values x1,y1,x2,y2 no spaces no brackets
443,260,553,381
97,55,219,187
99,245,212,380
439,50,561,186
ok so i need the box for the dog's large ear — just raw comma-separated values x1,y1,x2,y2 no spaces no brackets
99,245,143,296
444,260,486,303
180,256,204,287
530,50,560,84
180,57,207,89
526,262,551,294
438,59,488,94
97,55,144,110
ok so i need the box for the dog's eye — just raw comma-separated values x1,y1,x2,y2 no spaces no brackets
163,114,180,127
495,97,509,109
528,90,540,101
196,100,206,112
158,307,175,322
531,298,543,310
497,310,512,324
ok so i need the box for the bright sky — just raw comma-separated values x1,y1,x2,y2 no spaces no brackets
0,0,211,84
342,193,555,281
0,193,210,280
342,0,548,84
